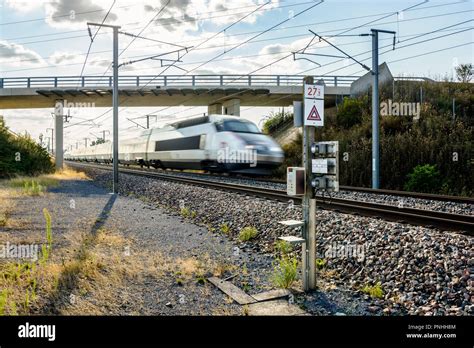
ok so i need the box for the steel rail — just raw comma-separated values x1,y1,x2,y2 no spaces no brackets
67,161,474,234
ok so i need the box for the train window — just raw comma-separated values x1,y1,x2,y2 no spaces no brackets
155,135,203,151
216,120,260,134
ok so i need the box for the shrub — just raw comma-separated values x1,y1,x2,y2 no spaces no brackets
0,122,54,178
404,164,441,193
238,227,258,242
262,111,293,135
336,97,364,129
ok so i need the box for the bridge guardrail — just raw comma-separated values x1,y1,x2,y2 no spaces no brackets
0,75,360,89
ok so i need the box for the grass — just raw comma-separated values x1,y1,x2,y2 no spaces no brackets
180,207,190,218
10,177,58,191
0,209,52,315
0,213,9,227
7,168,88,197
361,282,384,299
220,223,230,235
40,208,53,265
315,258,327,269
271,256,298,289
238,227,258,242
274,240,292,256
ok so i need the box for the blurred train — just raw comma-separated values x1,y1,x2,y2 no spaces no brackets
66,115,284,175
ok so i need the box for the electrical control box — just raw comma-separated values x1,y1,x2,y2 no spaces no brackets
310,141,339,192
287,167,305,196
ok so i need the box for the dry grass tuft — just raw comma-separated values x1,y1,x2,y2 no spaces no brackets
47,167,89,181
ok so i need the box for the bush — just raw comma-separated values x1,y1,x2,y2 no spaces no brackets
336,97,364,129
262,111,293,134
276,80,473,196
0,122,54,178
404,164,441,193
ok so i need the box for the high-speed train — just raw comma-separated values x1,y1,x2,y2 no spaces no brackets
66,115,284,175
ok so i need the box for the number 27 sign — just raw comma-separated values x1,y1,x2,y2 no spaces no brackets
305,85,324,99
304,84,324,127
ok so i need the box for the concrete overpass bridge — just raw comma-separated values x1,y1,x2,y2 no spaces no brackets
0,74,358,114
0,74,359,171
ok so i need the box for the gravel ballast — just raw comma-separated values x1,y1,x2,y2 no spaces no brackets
132,169,473,216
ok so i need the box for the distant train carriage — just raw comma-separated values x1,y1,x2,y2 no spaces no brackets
66,115,284,175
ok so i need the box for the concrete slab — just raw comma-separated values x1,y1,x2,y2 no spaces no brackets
208,277,257,305
251,289,291,302
247,299,307,316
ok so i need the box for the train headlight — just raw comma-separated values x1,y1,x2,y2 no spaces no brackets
270,147,283,153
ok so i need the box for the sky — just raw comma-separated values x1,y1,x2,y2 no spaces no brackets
0,0,473,150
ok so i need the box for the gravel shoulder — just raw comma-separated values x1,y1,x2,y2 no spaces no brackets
0,168,374,316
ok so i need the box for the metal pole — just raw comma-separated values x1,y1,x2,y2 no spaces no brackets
371,29,380,189
88,22,121,194
84,138,88,147
146,115,150,129
302,76,316,291
47,128,54,156
112,26,119,194
55,105,63,170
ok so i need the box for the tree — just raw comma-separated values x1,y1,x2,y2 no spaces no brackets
455,63,473,83
91,138,106,146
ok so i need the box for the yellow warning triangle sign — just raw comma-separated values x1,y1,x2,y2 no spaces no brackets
307,105,321,121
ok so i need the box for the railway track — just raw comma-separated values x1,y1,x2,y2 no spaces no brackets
67,161,474,234
103,164,474,204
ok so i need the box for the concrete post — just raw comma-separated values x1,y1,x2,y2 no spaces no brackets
223,99,241,116
54,100,64,170
302,76,316,291
208,103,222,115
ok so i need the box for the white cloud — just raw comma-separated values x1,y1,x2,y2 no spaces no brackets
5,0,44,12
49,51,83,65
0,41,45,66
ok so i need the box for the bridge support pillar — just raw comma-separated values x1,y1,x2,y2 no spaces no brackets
223,98,240,116
208,103,222,115
54,99,64,171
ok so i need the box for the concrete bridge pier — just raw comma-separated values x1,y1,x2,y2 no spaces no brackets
223,99,240,116
208,103,222,115
54,99,64,170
